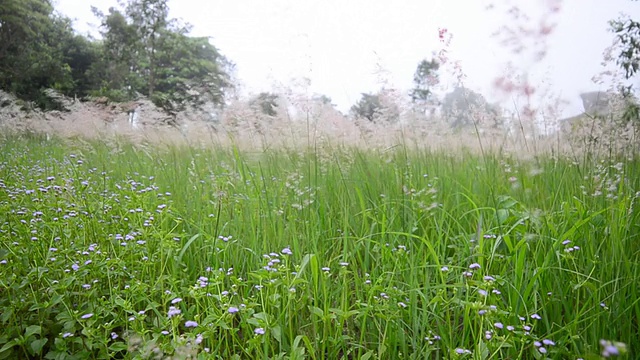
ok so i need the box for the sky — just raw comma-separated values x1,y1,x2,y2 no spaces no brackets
54,0,639,117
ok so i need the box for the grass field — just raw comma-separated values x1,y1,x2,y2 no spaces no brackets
0,134,638,359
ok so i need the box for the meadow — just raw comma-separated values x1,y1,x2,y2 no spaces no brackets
0,133,638,359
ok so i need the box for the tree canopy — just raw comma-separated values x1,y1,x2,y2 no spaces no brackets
0,0,233,112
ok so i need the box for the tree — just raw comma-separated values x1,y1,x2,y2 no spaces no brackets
410,58,440,109
250,92,280,117
351,93,383,121
609,3,640,124
0,0,77,108
441,86,500,128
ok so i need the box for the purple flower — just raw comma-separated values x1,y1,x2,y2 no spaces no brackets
494,322,504,329
171,298,182,304
184,320,198,328
440,266,449,272
228,306,239,314
167,306,181,318
483,275,495,282
542,339,555,346
469,263,481,270
81,313,93,319
62,332,73,338
254,327,265,335
531,313,541,320
281,247,292,255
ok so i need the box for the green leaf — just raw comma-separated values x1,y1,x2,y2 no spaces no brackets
30,338,48,355
496,209,509,224
0,340,17,354
25,325,41,338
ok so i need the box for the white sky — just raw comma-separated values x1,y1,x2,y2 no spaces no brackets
54,0,639,117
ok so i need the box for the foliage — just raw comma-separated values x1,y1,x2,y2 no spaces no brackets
250,92,280,116
609,2,640,126
410,58,440,106
441,86,500,128
0,0,77,109
0,0,233,112
0,135,638,359
351,93,383,121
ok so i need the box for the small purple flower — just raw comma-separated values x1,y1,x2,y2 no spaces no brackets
469,263,481,270
167,306,181,318
228,306,239,314
281,247,292,255
111,332,118,339
538,347,547,354
71,263,79,271
462,271,473,277
531,313,541,320
478,309,487,315
184,320,198,328
494,322,504,329
339,262,349,267
440,266,449,272
542,339,555,346
321,267,330,272
483,275,495,282
171,298,182,304
254,327,265,335
81,313,93,319
506,325,515,331
62,332,73,338
562,239,571,245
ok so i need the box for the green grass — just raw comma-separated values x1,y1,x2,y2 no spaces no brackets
0,134,638,359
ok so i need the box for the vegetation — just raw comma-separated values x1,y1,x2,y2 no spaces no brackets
0,0,233,111
0,134,637,359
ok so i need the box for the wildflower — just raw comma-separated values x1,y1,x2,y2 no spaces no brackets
483,275,495,282
485,331,492,340
539,347,547,354
161,330,169,335
184,321,198,328
531,313,541,320
440,266,449,272
462,271,473,277
478,310,487,315
171,298,182,304
62,332,73,338
478,289,487,297
281,247,292,255
111,332,118,340
455,348,471,355
398,302,407,308
542,339,555,346
339,262,349,267
167,306,181,318
195,333,203,345
71,263,79,271
492,289,501,295
321,267,330,272
254,328,265,335
506,325,515,331
494,322,504,329
228,306,239,314
81,313,93,319
469,263,481,270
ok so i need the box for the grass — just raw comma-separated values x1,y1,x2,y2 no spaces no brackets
0,134,638,359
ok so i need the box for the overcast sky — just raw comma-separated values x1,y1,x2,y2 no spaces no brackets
54,0,639,117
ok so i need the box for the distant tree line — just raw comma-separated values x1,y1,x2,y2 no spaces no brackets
0,0,233,111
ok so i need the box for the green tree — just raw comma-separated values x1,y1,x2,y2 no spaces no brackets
410,58,439,106
250,92,280,116
0,0,76,108
351,93,383,121
610,3,640,124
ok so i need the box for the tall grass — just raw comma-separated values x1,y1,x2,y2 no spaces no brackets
0,134,638,359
